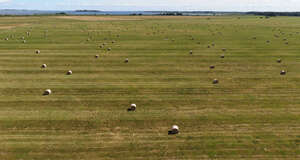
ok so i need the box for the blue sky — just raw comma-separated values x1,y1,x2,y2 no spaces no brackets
0,0,299,11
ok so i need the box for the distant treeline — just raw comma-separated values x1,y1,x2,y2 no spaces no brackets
247,12,300,17
130,12,183,16
159,12,183,16
159,12,300,16
75,10,102,12
2,9,300,17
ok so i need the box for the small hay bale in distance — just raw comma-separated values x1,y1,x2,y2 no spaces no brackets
107,48,111,51
210,65,215,69
43,89,52,96
220,54,225,58
127,104,136,111
95,55,99,59
277,59,282,63
35,50,40,54
66,70,72,75
213,79,219,84
124,58,129,63
23,40,26,43
280,70,286,75
189,50,193,54
168,125,179,135
41,64,47,68
4,38,8,41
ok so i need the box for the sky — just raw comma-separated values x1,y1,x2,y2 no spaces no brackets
0,0,300,11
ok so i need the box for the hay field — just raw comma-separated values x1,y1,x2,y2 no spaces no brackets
0,15,299,159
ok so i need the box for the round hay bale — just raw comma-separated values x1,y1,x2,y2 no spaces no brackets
172,125,179,131
280,70,286,75
43,89,52,95
107,48,111,51
67,70,72,75
95,55,99,59
26,32,30,36
35,50,40,54
99,45,103,48
189,50,193,55
127,103,136,111
5,38,8,41
168,125,179,135
41,64,47,68
220,54,225,58
21,36,25,40
124,58,129,63
23,40,26,43
277,59,282,63
213,79,219,84
210,65,215,69
207,45,210,48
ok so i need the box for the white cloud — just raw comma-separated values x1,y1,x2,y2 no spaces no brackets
0,0,10,3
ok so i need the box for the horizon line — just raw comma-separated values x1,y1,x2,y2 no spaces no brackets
1,9,300,12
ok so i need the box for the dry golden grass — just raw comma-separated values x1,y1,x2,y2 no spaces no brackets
0,23,28,30
55,16,142,21
0,15,299,159
54,15,212,21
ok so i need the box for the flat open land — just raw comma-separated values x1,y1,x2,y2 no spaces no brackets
0,16,299,159
55,16,142,21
